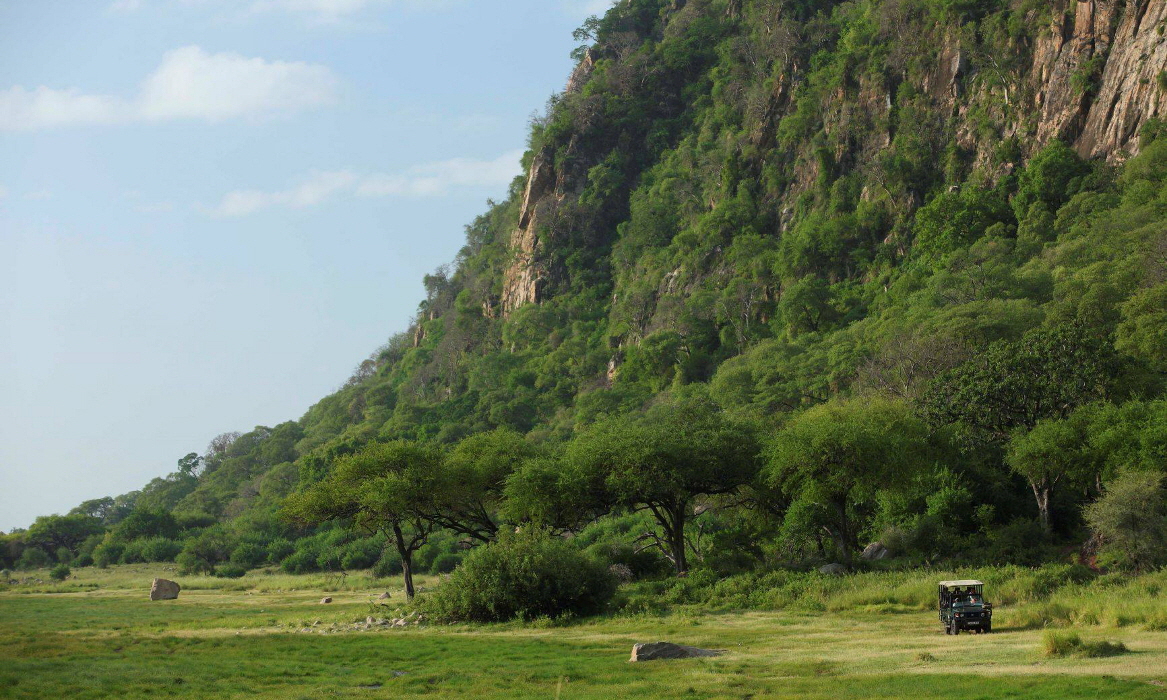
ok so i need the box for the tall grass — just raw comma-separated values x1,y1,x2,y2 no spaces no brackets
620,564,1167,630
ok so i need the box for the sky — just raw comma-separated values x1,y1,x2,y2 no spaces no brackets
0,0,615,531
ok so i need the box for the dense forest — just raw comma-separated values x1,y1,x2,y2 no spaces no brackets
5,0,1167,610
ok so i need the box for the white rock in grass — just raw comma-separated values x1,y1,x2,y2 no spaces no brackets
149,578,181,601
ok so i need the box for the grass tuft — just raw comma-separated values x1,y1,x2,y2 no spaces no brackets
1042,630,1129,658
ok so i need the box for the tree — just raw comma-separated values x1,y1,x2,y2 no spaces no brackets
177,452,203,477
924,324,1118,442
69,497,116,523
764,397,932,562
429,429,538,544
1085,471,1167,572
560,396,761,574
1005,409,1100,534
281,441,442,598
25,514,104,557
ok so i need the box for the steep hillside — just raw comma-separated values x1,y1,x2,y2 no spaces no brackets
9,0,1167,576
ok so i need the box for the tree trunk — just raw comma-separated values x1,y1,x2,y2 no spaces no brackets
392,524,416,599
671,508,688,575
830,497,853,564
1032,482,1052,535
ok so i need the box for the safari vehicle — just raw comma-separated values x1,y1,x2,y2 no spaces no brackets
939,580,993,635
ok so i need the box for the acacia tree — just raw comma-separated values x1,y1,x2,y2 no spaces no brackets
560,396,761,574
427,429,538,544
764,397,931,563
1005,409,1101,534
281,441,442,598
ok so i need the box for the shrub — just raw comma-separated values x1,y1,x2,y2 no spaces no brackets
425,528,616,622
16,547,49,571
230,543,267,569
280,546,321,575
214,563,248,579
139,536,182,563
431,552,460,574
1085,471,1167,572
372,553,403,578
339,537,382,570
49,564,70,581
266,538,295,564
93,539,124,569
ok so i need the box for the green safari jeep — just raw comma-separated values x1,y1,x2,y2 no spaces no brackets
939,580,993,635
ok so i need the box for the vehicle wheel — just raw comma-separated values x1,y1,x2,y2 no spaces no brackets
984,623,992,634
953,626,960,635
944,624,951,635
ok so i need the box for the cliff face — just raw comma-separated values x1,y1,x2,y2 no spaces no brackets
1033,0,1167,159
498,0,1167,318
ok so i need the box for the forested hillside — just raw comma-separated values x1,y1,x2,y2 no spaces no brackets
7,0,1167,589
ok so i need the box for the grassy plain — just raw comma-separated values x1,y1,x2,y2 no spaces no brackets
2,565,1166,699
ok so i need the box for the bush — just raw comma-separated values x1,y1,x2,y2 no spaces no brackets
230,543,267,569
280,546,321,575
339,537,382,570
93,539,124,569
266,538,295,564
16,547,49,571
214,563,248,579
49,564,70,581
1085,471,1167,572
139,536,182,563
431,552,460,574
372,553,403,578
425,528,616,622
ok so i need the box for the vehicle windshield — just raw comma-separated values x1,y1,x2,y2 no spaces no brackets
955,595,982,606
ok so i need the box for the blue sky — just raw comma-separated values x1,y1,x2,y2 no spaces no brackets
0,0,613,530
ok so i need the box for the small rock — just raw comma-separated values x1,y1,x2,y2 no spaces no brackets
320,597,333,604
861,542,889,561
629,642,724,662
366,616,376,625
818,563,846,576
377,592,391,600
149,578,181,601
394,618,407,627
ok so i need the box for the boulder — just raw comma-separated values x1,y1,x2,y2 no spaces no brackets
320,597,333,604
818,563,846,576
149,578,181,601
629,642,724,662
861,543,889,561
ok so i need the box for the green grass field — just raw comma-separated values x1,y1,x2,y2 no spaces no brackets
2,565,1166,699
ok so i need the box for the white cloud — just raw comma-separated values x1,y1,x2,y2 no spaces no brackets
357,150,524,198
0,46,336,131
213,171,357,217
210,149,523,217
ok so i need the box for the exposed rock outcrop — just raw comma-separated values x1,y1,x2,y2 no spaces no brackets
1030,0,1167,159
500,146,560,316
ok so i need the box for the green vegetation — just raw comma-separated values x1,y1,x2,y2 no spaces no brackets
3,565,1167,699
425,528,616,622
6,4,1167,683
1041,630,1129,658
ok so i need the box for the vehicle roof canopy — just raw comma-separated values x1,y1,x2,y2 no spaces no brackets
939,580,984,587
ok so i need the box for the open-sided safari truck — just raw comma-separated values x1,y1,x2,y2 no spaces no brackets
938,580,993,635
